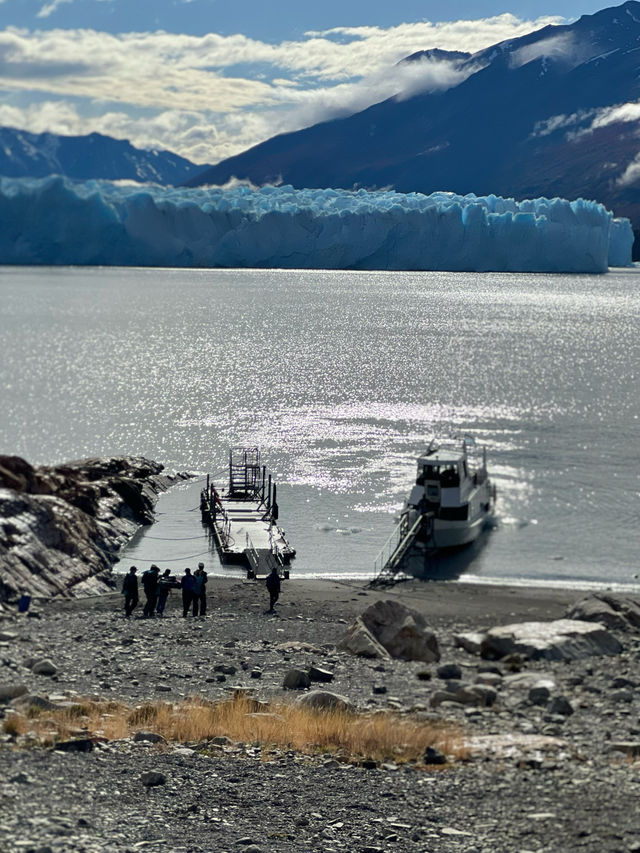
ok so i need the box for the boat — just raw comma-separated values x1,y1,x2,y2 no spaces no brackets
200,447,295,579
373,438,496,583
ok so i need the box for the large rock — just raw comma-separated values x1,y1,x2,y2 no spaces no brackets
0,683,28,704
481,619,622,662
0,455,189,602
337,617,391,660
282,669,311,689
566,593,640,632
359,599,440,663
296,690,353,713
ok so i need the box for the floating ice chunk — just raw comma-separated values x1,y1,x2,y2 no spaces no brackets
0,177,632,272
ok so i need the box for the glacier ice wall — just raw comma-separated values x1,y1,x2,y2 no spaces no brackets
0,176,633,272
608,216,635,267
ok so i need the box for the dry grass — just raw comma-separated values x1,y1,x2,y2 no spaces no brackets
2,693,466,765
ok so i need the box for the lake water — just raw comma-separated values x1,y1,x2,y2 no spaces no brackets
1,265,639,588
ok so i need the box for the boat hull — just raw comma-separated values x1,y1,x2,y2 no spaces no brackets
432,509,492,549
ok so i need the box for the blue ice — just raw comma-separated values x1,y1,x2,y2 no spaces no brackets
0,177,633,272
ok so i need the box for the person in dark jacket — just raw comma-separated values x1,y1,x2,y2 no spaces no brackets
141,564,160,618
180,568,196,617
156,569,178,616
194,562,208,616
265,567,281,613
122,566,138,618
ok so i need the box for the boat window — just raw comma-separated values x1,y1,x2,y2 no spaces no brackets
440,465,460,487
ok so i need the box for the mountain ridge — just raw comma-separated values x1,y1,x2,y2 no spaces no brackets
0,127,209,185
186,1,640,228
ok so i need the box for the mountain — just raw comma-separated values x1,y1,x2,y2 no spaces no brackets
187,1,640,228
0,128,208,185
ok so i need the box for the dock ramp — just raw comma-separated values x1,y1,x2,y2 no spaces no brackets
371,511,434,586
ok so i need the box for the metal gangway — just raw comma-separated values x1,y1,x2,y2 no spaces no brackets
371,511,435,586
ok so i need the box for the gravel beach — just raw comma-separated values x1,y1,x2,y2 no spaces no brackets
2,576,640,853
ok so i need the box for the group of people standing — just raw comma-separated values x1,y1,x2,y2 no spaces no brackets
121,563,208,618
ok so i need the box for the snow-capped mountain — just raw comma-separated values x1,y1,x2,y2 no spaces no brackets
0,128,207,185
188,1,640,227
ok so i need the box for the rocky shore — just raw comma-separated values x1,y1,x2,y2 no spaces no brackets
3,577,640,852
0,455,189,603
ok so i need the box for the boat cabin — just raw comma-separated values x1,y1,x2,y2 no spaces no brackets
407,442,477,519
416,446,468,490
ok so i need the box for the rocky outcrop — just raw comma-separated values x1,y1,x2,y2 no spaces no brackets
566,593,640,632
339,599,440,663
480,619,623,662
0,455,188,602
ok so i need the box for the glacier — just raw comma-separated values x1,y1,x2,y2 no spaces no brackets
0,176,633,272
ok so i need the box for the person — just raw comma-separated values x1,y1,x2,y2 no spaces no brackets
122,566,138,618
180,567,196,617
265,566,281,613
156,569,178,617
141,564,160,618
194,562,208,617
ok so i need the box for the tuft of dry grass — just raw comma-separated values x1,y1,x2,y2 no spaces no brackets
3,693,466,765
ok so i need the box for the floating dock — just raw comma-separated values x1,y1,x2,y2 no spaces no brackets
200,447,295,579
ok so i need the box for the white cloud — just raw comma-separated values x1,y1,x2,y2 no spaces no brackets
0,13,567,164
37,0,73,18
588,101,640,132
535,101,640,142
509,31,602,72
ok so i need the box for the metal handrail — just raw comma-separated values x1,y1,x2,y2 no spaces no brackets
245,532,260,571
373,512,429,581
373,513,411,577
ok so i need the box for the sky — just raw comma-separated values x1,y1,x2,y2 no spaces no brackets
0,0,612,165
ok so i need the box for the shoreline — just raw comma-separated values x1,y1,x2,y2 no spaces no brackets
3,573,640,851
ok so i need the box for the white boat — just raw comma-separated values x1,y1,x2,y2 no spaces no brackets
373,438,496,582
407,438,496,549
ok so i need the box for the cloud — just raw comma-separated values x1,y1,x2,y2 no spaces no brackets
37,0,73,18
532,108,595,138
510,33,587,68
0,13,567,164
534,101,640,141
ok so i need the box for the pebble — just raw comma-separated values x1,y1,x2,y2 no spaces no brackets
140,770,167,787
31,660,57,676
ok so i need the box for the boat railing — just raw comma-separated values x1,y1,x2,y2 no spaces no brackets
372,511,434,584
373,512,413,578
245,532,261,574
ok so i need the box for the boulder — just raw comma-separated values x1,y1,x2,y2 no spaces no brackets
454,632,485,655
337,617,391,659
480,619,622,662
528,685,551,705
295,690,353,713
566,593,640,631
31,659,57,676
308,666,334,683
282,669,311,690
133,731,166,744
424,746,447,765
10,694,60,712
548,695,574,716
437,663,462,680
0,684,28,704
344,599,439,663
140,770,166,787
55,738,94,753
430,684,497,708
